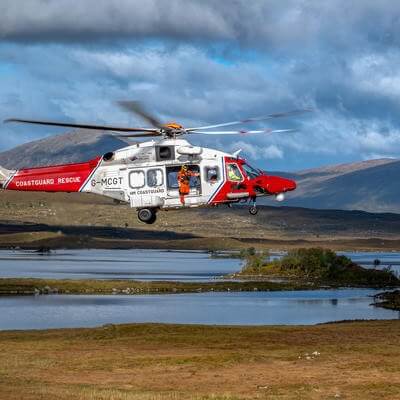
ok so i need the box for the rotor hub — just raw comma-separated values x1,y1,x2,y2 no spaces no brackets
164,122,183,130
161,122,186,137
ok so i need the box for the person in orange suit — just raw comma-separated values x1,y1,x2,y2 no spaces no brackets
178,165,199,205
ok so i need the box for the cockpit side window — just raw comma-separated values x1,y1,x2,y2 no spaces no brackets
242,163,261,179
226,163,243,182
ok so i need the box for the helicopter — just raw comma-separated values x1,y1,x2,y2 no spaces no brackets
1,102,308,224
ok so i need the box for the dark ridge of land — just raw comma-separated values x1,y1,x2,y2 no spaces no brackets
0,321,399,400
0,221,197,244
1,191,400,250
1,273,398,296
3,225,400,251
374,290,400,311
0,277,312,296
0,221,197,240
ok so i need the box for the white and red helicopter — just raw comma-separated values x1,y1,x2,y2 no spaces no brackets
1,102,307,224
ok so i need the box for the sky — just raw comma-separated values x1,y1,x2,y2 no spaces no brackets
1,0,400,171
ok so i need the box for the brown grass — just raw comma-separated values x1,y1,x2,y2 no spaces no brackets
0,321,399,399
1,191,400,251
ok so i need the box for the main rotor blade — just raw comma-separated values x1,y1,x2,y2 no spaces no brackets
186,109,311,131
114,132,163,138
117,101,163,129
190,128,296,135
4,118,159,133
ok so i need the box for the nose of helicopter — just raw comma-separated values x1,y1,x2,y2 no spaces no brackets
283,177,297,191
257,175,297,194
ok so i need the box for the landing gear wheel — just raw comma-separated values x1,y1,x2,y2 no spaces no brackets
249,205,258,215
146,213,157,224
138,208,157,224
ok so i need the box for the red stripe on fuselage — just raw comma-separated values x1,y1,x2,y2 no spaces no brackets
5,157,101,192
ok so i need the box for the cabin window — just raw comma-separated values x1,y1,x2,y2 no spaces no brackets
166,165,200,189
129,170,145,188
147,169,163,187
205,166,219,183
156,146,175,161
102,152,114,161
226,163,243,182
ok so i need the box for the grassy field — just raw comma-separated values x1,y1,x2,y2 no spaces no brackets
1,193,400,399
0,321,399,399
2,190,400,250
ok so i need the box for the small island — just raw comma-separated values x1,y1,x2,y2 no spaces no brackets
234,247,400,287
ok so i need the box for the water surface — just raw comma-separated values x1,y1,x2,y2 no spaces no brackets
0,289,397,330
340,251,400,275
0,249,241,281
1,250,399,281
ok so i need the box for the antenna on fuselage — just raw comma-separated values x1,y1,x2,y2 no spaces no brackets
233,149,242,158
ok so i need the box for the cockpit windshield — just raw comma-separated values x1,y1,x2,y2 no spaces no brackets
242,163,261,179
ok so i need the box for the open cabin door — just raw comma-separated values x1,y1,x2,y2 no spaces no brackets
164,165,201,206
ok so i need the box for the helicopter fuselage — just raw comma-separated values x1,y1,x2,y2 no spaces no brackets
1,138,296,223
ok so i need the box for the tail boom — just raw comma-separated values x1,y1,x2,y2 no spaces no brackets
3,157,101,192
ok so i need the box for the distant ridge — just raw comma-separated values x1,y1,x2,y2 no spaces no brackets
0,130,130,169
268,158,400,213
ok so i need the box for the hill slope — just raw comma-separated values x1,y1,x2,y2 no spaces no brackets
0,130,129,169
280,158,400,213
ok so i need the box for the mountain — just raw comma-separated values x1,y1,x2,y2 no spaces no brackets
0,130,130,169
270,158,400,213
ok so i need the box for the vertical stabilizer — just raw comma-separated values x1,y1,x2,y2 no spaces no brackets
0,166,15,188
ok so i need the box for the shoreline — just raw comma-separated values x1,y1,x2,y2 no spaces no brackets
1,277,399,296
0,277,324,296
374,289,400,311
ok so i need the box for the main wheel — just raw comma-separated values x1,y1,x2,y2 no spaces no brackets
137,208,157,224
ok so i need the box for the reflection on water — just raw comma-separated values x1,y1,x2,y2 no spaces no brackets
0,249,399,281
0,289,398,330
0,249,399,331
339,251,400,275
0,249,241,281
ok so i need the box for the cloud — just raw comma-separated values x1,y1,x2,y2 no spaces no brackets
0,0,399,52
0,0,232,43
2,1,400,171
229,141,283,161
350,52,400,101
263,145,284,159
